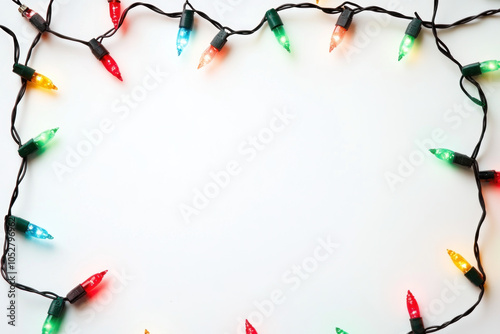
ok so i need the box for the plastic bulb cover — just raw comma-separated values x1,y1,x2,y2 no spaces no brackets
336,328,349,334
448,249,472,274
406,290,421,319
42,315,56,334
398,34,415,61
429,148,454,163
245,320,258,334
330,26,347,51
198,45,219,69
101,54,123,81
22,8,36,19
81,270,108,293
25,223,53,239
177,27,192,56
34,128,59,148
109,0,121,29
272,25,291,52
480,60,500,74
32,72,57,90
145,330,150,334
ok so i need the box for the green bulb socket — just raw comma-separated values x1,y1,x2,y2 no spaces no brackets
48,298,65,317
405,18,422,38
210,30,229,50
179,9,194,29
409,317,425,334
265,8,283,30
12,63,35,81
9,216,30,233
18,138,38,157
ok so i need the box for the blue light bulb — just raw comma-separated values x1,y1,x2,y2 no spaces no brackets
177,27,192,56
26,223,53,240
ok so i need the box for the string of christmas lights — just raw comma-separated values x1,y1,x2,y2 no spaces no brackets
1,0,499,332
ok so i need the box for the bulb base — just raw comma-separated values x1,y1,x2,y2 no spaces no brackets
266,8,284,30
405,18,422,38
18,138,38,158
336,7,354,30
48,298,65,317
12,63,35,81
409,317,425,334
210,30,229,50
465,267,485,287
453,152,474,168
9,216,30,233
89,39,110,60
462,63,482,77
479,170,496,181
66,284,86,304
179,9,194,29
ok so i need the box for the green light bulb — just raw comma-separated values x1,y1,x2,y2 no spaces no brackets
429,148,455,163
42,297,65,334
18,127,59,157
265,8,291,53
336,328,349,334
398,18,422,61
34,128,59,147
398,35,415,61
273,25,290,52
479,60,500,74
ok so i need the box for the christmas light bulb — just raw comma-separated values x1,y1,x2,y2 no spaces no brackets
398,18,422,61
447,250,484,287
330,8,353,52
18,4,47,32
198,30,229,69
10,216,53,240
42,298,65,334
462,60,500,76
479,170,500,184
145,330,150,334
18,128,59,158
12,64,57,90
406,291,424,334
89,38,123,81
101,54,123,81
177,9,194,55
66,271,108,303
336,328,349,334
406,290,421,319
109,0,121,29
266,9,291,52
246,320,258,334
429,148,474,168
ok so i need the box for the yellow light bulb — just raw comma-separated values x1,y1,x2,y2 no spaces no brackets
145,330,150,334
32,72,58,90
447,249,472,274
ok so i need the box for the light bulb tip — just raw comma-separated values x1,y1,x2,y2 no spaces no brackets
398,55,403,61
53,127,59,133
178,50,182,56
429,148,436,154
53,85,58,90
47,234,54,240
101,270,108,276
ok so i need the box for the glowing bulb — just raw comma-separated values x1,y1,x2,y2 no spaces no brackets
42,298,65,334
12,64,57,90
89,39,123,81
463,60,500,76
330,7,353,52
406,290,421,319
336,328,349,334
109,0,121,29
246,320,258,334
18,128,59,158
266,9,291,52
198,30,229,69
177,9,194,55
447,249,484,287
66,271,108,303
398,18,422,61
429,148,474,168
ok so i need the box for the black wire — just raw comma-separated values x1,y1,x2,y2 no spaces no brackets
0,25,20,63
1,0,499,330
11,0,21,6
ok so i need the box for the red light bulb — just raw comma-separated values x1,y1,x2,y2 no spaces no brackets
109,0,121,29
329,7,353,52
81,270,108,293
198,45,220,69
245,320,258,334
406,290,425,334
330,26,347,52
406,290,420,319
101,54,123,81
66,270,108,303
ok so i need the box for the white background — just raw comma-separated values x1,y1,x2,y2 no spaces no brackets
1,0,500,333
